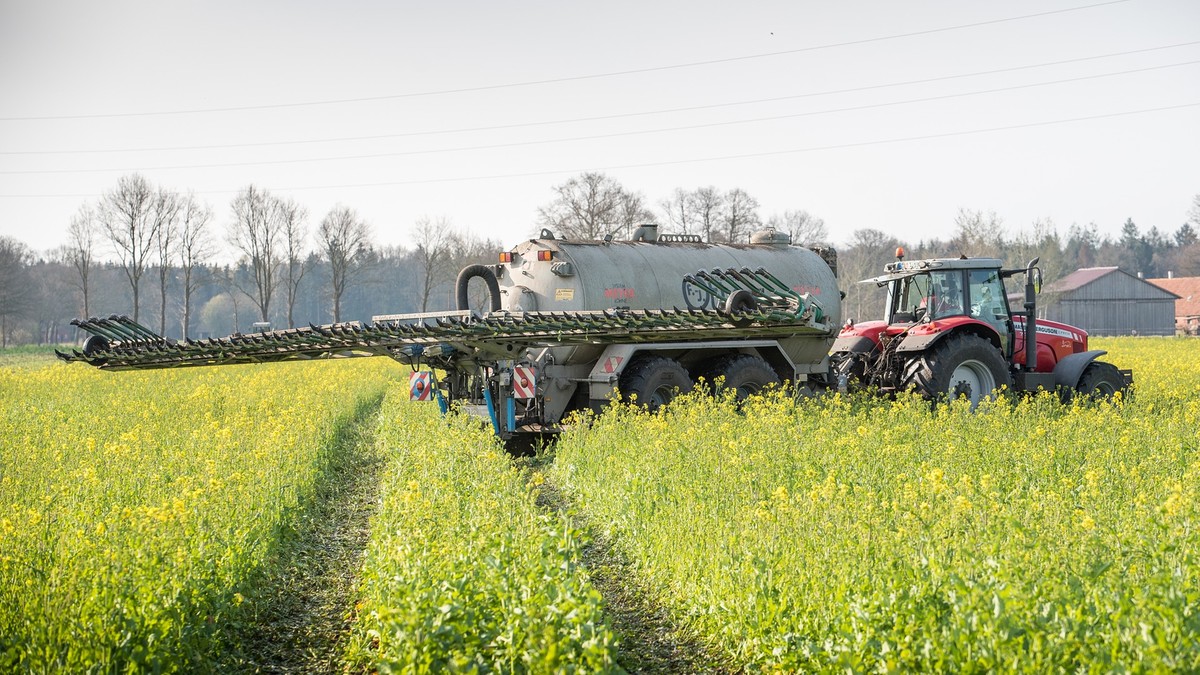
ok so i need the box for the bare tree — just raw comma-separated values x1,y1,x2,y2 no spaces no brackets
953,207,1004,257
227,185,282,323
448,230,503,311
151,189,182,336
536,172,626,240
689,187,725,242
279,198,310,328
839,228,901,322
317,205,372,322
63,204,98,321
178,193,214,339
99,174,158,322
412,216,456,312
0,236,33,347
721,188,760,243
218,266,243,334
1189,193,1200,227
615,191,657,239
768,209,828,245
660,188,694,235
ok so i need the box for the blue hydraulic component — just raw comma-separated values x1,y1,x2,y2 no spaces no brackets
396,344,424,359
435,390,448,415
424,343,453,358
482,385,500,435
505,396,516,433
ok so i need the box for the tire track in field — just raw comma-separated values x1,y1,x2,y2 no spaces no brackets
222,397,385,674
532,471,735,674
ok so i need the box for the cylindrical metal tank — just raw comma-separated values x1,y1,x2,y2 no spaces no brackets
494,234,842,369
499,237,839,316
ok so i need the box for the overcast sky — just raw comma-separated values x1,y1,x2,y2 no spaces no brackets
1,0,1198,260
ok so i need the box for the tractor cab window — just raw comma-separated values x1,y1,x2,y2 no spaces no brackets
968,268,1010,348
889,271,966,322
889,273,931,323
924,270,966,319
893,270,966,322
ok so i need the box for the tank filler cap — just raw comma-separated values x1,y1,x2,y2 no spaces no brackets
632,223,659,242
750,228,792,246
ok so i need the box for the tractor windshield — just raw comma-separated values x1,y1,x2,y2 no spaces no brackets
889,271,966,322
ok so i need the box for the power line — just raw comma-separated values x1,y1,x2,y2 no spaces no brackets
4,40,1195,157
5,60,1196,176
0,0,1136,122
2,101,1194,198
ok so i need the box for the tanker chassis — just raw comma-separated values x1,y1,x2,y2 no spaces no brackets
59,226,1130,442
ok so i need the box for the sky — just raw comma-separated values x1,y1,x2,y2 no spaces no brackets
1,0,1198,261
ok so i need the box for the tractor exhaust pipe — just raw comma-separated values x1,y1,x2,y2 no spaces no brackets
1024,257,1039,371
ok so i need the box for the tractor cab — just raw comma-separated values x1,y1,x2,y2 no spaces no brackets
832,250,1131,405
854,254,1016,356
883,261,1012,348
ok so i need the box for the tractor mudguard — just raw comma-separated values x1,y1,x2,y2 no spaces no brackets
1052,350,1106,390
830,335,875,354
894,331,943,353
895,319,1002,354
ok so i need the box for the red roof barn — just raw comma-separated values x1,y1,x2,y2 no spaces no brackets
1146,276,1200,335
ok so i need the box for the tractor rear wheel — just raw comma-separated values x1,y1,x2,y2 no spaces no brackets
702,353,780,400
619,356,693,412
900,333,1011,408
1076,361,1126,400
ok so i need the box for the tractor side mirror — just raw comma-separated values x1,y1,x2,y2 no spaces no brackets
1033,268,1043,294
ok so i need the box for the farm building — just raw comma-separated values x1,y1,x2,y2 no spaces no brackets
1146,275,1200,335
1038,266,1178,336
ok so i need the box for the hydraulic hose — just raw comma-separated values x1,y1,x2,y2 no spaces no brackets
456,264,502,312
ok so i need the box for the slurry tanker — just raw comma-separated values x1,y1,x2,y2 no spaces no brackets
61,225,1130,442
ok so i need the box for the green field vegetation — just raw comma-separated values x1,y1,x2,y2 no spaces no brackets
551,337,1200,672
0,359,397,671
345,388,617,673
4,337,1198,672
0,345,61,369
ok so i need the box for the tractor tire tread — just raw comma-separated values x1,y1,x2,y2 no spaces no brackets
1076,360,1127,400
701,353,779,396
899,333,1011,403
619,355,692,410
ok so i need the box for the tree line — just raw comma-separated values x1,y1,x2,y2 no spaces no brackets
0,174,500,347
1,171,1198,346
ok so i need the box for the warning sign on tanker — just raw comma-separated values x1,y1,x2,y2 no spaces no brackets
555,288,575,301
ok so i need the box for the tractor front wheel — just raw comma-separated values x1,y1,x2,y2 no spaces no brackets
619,356,693,412
1076,361,1127,400
901,333,1011,408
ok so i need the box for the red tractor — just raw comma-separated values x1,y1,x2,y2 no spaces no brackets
831,251,1132,406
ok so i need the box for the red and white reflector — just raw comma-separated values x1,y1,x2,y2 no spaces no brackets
512,366,536,400
536,250,553,261
409,371,434,401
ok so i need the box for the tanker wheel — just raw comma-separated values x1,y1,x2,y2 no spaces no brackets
1076,361,1126,400
702,353,780,400
900,333,1011,409
619,356,693,412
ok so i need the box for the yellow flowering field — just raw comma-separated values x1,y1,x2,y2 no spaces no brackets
0,358,396,671
345,387,618,673
551,337,1200,672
